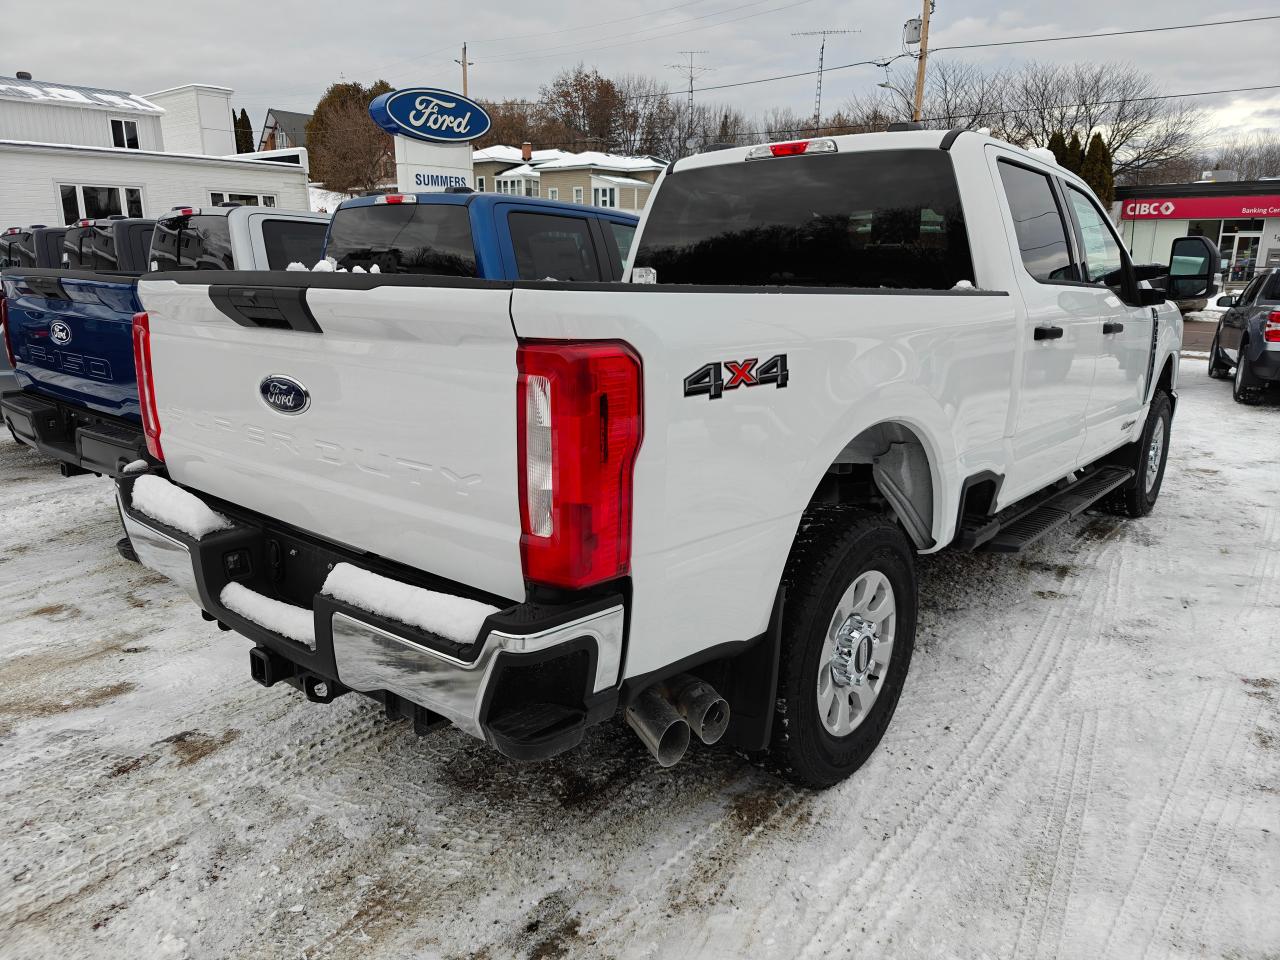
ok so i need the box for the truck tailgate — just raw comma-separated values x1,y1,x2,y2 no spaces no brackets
138,274,525,601
2,270,142,420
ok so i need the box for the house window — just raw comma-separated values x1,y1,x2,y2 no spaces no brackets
525,181,539,198
110,118,139,149
477,176,486,192
592,187,617,208
209,192,277,207
57,183,144,223
573,186,584,204
547,188,559,200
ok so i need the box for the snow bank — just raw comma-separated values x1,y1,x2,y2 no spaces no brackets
220,582,316,649
132,475,232,540
322,563,499,646
297,259,381,274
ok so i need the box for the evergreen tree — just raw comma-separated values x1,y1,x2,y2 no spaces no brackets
233,108,254,153
1084,132,1115,205
1065,132,1085,174
1047,130,1068,167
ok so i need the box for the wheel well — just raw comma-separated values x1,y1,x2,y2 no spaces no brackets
808,422,936,549
1156,355,1176,410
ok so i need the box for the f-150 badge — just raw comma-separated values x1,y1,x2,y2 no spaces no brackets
684,354,788,400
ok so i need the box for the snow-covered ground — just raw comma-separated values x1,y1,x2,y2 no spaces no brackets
1,359,1277,960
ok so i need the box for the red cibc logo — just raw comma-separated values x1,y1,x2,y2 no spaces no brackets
684,354,789,399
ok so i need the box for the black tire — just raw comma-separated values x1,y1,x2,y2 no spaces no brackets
770,507,917,788
1232,339,1264,405
1208,330,1233,380
1108,390,1172,518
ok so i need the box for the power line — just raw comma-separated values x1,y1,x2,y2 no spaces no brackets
928,13,1280,54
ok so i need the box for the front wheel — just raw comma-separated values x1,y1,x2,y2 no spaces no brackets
1208,331,1233,380
1108,390,1172,518
770,508,917,788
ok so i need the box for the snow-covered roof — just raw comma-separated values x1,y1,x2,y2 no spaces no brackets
593,174,653,187
495,163,540,179
533,152,666,174
472,145,572,164
0,75,162,114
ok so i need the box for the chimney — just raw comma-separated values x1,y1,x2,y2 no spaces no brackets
16,71,32,80
521,141,533,162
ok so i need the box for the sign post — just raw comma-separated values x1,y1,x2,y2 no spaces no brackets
368,87,492,194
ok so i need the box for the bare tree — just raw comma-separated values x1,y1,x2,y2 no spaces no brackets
306,80,394,194
1214,131,1280,180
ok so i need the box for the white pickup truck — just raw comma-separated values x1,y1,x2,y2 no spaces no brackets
115,130,1216,787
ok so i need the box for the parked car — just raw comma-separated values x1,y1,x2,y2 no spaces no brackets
116,131,1213,787
1,225,67,392
0,206,328,479
321,192,638,280
1207,269,1280,403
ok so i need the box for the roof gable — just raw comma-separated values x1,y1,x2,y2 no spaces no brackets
0,76,162,113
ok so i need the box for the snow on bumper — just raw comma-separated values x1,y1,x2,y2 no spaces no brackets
116,476,624,743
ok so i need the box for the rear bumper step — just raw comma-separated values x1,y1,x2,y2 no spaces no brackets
117,473,624,760
1,391,145,477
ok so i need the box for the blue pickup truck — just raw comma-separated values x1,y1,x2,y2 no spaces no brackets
322,192,638,281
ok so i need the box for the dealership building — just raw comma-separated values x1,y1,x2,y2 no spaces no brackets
0,72,310,228
1116,177,1280,291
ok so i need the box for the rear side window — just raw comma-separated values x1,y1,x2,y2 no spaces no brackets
1263,271,1280,302
508,212,602,281
62,225,119,271
998,161,1078,283
1,232,36,268
609,221,636,269
151,215,235,271
633,149,974,288
261,219,327,269
326,204,476,276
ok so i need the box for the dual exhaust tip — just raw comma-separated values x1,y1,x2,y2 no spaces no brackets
625,673,729,767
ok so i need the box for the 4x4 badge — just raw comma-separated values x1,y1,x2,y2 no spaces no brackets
684,354,789,400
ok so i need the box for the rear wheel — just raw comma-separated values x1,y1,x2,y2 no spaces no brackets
1208,331,1233,380
1108,390,1172,518
770,507,916,788
1233,339,1264,405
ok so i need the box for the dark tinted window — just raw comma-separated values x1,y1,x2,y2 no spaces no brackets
150,215,235,271
998,162,1078,283
0,232,36,268
261,219,327,269
325,203,476,276
508,213,601,281
62,225,119,271
633,149,974,288
1262,271,1280,302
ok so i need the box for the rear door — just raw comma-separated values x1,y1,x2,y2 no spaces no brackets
990,153,1095,499
495,205,609,282
138,273,525,600
1221,273,1264,359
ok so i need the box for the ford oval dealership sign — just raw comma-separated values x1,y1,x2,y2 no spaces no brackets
369,88,491,143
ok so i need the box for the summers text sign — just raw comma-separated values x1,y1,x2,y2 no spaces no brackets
368,88,491,144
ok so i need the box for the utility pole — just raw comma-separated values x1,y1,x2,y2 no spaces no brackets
668,51,711,153
792,29,858,134
455,43,474,95
911,0,934,122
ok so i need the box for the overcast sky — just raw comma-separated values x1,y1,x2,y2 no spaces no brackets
7,0,1278,144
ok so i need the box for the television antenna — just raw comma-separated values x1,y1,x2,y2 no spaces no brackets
792,29,859,133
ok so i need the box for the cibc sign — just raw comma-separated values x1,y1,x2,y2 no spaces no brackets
368,88,491,143
1120,195,1280,220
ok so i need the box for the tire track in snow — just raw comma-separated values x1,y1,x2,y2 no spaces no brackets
797,535,1123,959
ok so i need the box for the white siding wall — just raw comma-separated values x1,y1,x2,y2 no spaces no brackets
0,144,309,226
0,99,164,150
149,86,234,156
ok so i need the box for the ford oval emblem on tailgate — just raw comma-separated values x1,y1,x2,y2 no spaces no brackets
259,375,310,415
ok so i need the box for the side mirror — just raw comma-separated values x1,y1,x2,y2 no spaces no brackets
1216,294,1236,308
1137,287,1165,306
1168,236,1219,300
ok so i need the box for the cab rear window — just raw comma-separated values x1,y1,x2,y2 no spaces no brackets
325,203,476,276
151,215,234,271
62,225,119,271
633,148,974,289
261,219,327,269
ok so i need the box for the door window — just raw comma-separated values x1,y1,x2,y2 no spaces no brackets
997,161,1077,283
508,212,602,282
1065,187,1126,289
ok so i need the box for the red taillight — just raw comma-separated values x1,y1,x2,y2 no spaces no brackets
1266,310,1280,343
771,140,811,157
0,295,16,366
131,311,164,461
77,219,92,227
517,340,643,590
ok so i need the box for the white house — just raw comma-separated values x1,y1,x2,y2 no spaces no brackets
0,73,310,227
